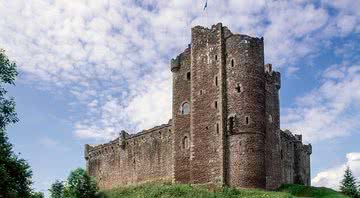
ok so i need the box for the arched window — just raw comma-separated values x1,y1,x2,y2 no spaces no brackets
182,136,189,149
181,102,190,115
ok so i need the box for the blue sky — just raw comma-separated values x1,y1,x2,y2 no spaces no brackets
0,0,359,195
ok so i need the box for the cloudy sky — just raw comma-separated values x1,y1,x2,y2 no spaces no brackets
0,0,359,195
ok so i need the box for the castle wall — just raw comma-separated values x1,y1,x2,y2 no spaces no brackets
85,123,173,189
280,130,312,186
189,24,225,184
171,47,191,183
225,31,266,188
294,136,312,185
280,130,295,184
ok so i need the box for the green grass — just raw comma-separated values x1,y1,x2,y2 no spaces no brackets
279,184,348,198
98,183,348,198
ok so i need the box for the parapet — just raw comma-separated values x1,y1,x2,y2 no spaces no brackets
304,144,312,155
281,129,302,143
170,46,190,72
84,144,90,160
171,56,180,72
265,64,281,89
119,130,130,149
85,122,173,160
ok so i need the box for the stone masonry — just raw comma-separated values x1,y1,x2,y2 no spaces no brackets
85,23,312,190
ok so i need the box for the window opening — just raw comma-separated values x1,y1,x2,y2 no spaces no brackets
216,123,219,134
245,116,249,125
186,72,191,80
236,83,242,93
229,116,234,134
231,59,234,67
183,136,189,149
215,76,218,86
181,102,190,115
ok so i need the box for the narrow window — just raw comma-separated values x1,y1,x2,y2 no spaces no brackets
245,116,250,125
231,59,234,67
215,76,218,87
229,116,234,134
216,123,219,134
183,136,189,149
214,101,218,109
186,72,191,80
281,149,283,160
268,114,273,123
199,90,203,95
215,55,218,60
181,102,190,115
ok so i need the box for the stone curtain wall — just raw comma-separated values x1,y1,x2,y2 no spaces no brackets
85,123,173,189
280,130,312,186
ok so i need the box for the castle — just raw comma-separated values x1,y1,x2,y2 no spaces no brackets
85,23,312,190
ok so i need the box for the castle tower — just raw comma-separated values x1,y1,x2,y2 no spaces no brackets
265,64,282,189
224,28,266,188
171,46,192,183
188,24,226,184
172,24,226,184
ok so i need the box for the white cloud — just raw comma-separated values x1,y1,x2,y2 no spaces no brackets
0,0,359,140
39,137,59,147
282,64,360,142
39,137,70,152
312,152,360,190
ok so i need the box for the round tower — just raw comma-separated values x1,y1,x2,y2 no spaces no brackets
225,32,266,188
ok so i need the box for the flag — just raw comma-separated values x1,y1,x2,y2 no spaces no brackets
203,0,208,10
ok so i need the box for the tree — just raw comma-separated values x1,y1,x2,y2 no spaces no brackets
49,180,65,198
31,191,45,198
63,168,98,198
0,49,33,197
340,166,360,198
0,49,18,129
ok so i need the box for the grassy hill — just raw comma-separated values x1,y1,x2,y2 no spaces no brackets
98,183,348,198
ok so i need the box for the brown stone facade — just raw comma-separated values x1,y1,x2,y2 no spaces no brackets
85,23,312,190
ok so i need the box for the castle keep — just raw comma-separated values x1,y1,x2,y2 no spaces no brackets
85,23,312,190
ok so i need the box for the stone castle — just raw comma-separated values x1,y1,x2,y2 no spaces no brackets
85,23,312,190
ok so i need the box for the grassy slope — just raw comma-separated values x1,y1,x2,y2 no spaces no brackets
99,183,348,198
279,184,348,198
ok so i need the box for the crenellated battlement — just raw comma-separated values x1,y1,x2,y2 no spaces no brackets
85,120,172,161
265,64,281,89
